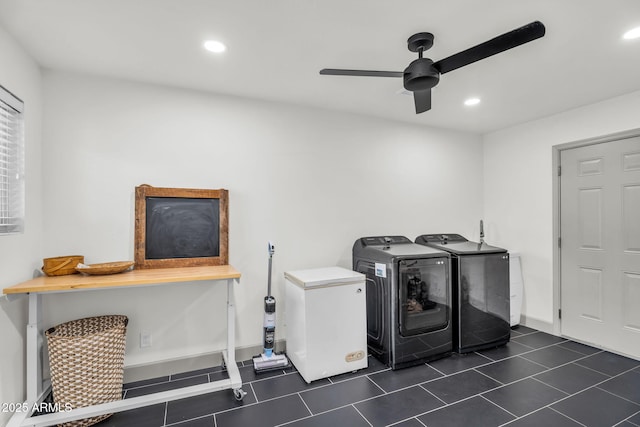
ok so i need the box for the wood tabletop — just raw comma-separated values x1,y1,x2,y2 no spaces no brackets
2,265,241,295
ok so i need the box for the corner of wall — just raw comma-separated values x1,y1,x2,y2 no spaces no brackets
0,23,44,427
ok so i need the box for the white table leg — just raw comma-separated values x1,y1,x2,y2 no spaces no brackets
225,278,245,399
26,293,42,403
226,278,236,367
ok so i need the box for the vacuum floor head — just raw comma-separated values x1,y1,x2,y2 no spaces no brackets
253,352,291,373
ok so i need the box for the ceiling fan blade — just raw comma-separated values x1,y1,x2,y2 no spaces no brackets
413,90,432,114
320,69,403,78
433,21,545,74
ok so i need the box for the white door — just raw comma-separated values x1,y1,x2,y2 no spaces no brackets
560,136,640,358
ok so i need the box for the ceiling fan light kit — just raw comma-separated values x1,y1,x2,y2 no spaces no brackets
320,21,546,114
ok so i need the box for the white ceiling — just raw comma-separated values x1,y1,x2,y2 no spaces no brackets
1,0,639,134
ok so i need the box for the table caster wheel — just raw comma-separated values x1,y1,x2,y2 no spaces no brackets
233,388,247,401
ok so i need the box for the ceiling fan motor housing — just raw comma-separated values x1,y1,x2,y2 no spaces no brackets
403,58,440,92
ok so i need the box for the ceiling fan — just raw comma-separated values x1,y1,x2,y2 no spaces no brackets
319,21,545,114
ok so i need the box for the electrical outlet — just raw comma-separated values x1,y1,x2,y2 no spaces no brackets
140,331,152,348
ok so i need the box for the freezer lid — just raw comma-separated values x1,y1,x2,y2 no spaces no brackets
284,266,364,288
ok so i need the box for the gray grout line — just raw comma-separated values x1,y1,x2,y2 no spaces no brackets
365,374,387,394
518,354,570,370
352,404,374,427
164,412,213,427
296,391,314,417
419,384,448,406
547,407,589,427
572,361,614,377
595,384,640,407
479,393,519,419
623,409,640,427
508,339,538,350
378,410,437,427
426,364,448,377
386,416,420,426
473,367,506,384
530,376,571,395
471,350,499,363
124,377,172,391
163,401,168,426
248,381,258,404
572,357,630,377
551,406,588,426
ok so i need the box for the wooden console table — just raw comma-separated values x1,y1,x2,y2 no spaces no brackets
3,265,245,427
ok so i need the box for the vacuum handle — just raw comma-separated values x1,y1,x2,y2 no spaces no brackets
267,241,275,298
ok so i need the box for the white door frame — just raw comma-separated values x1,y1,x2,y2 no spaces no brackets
552,127,640,338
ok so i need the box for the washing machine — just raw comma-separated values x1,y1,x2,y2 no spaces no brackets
352,236,452,370
415,234,510,353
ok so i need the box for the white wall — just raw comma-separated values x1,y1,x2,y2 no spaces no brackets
40,71,483,368
0,26,43,427
483,90,640,328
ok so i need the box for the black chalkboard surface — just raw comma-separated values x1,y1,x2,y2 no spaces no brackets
134,185,229,269
145,197,220,259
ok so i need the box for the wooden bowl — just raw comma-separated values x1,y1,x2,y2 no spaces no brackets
75,261,135,275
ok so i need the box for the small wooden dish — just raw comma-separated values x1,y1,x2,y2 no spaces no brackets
75,261,135,275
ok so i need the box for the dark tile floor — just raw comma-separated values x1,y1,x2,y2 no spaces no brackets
95,326,639,427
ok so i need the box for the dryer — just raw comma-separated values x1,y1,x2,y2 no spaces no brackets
415,234,510,353
353,236,452,370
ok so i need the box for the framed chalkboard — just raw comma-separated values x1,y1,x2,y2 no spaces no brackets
134,185,229,269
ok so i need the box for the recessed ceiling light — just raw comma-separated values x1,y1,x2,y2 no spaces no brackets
464,97,481,106
204,40,226,53
623,26,640,40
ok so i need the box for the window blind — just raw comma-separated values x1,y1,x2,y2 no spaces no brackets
0,84,24,234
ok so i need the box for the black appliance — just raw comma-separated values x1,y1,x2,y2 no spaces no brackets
415,234,510,353
353,236,452,370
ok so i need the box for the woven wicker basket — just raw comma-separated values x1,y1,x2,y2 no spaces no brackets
45,315,128,427
42,255,84,276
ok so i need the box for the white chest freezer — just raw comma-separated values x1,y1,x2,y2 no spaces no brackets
285,266,368,383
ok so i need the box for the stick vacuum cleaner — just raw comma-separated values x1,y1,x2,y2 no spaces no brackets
253,241,291,373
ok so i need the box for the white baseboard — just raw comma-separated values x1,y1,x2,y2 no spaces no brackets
519,315,554,335
123,341,286,383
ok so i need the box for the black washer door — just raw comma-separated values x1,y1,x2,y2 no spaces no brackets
398,258,449,336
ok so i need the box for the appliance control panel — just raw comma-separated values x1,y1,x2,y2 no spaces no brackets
419,234,468,244
360,236,412,246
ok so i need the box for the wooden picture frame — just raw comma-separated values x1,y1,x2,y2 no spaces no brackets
134,185,229,269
